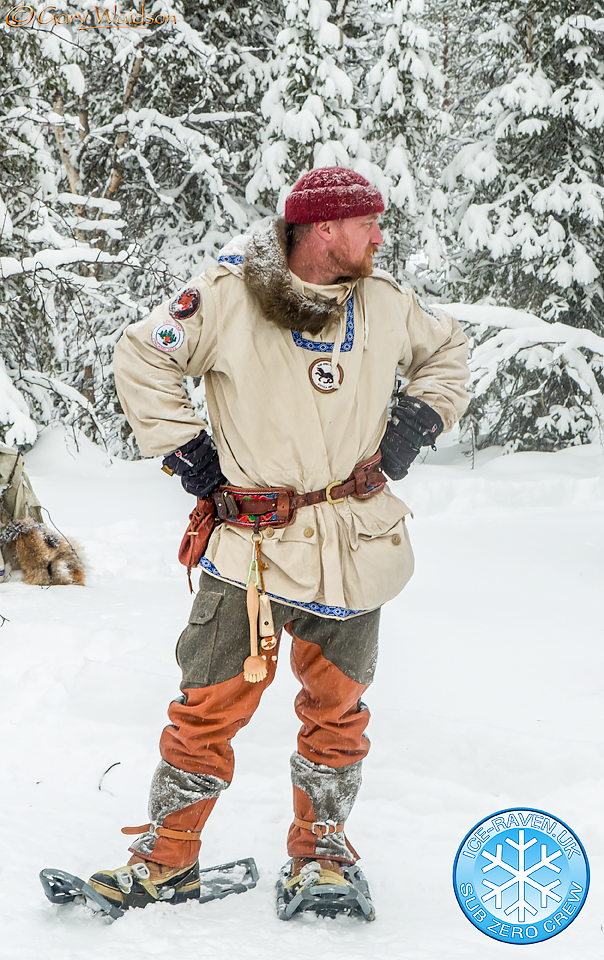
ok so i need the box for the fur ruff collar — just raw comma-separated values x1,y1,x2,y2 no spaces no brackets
242,219,345,336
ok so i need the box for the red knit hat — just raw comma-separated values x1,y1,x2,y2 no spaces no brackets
284,167,385,224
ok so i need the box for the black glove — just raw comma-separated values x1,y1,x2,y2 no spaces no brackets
162,431,226,498
380,395,444,481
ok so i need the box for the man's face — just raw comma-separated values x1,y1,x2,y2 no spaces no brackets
326,214,383,280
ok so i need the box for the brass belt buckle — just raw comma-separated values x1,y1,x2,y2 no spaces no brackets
325,481,345,504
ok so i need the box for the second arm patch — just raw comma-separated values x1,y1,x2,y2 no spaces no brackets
169,286,201,320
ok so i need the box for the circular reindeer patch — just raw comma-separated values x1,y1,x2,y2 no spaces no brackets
309,357,344,393
169,286,201,320
151,320,185,353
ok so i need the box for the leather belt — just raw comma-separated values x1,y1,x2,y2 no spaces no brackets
213,452,386,527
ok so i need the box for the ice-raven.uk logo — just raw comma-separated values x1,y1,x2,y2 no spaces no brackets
453,808,589,944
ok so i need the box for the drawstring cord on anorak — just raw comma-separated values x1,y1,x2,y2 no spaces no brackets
362,279,369,351
330,309,344,390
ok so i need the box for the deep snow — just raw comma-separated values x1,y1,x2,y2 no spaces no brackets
1,426,603,959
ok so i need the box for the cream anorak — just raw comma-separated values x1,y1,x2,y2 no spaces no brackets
114,234,469,617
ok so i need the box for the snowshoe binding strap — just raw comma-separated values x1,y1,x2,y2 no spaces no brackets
285,861,351,891
105,863,159,900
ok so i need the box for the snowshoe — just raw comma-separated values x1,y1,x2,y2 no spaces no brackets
276,859,375,921
40,857,258,921
39,869,125,920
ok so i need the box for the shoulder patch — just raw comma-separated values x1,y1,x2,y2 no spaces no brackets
151,319,185,353
169,286,200,320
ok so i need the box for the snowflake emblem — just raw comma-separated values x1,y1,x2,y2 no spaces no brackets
481,830,563,921
454,808,589,944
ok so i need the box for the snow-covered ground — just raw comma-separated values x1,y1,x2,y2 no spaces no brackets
1,426,603,959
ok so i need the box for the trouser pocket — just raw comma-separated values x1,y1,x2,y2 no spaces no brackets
176,590,223,687
175,576,261,687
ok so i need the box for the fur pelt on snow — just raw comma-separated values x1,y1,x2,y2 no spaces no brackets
242,218,344,336
0,519,85,586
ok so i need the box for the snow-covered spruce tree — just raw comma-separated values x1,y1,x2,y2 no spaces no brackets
181,0,281,217
0,17,128,452
441,2,604,335
246,0,384,214
0,2,277,454
364,0,449,285
458,311,604,453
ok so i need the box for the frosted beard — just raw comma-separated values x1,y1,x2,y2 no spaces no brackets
327,243,379,282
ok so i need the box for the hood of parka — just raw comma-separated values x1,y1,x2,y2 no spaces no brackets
242,218,346,336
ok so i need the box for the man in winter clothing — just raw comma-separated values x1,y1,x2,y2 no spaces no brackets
90,167,469,913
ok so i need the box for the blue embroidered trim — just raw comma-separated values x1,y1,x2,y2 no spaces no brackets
199,557,363,619
291,296,354,354
216,261,354,355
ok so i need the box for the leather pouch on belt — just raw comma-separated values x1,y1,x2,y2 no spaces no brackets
178,496,217,590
